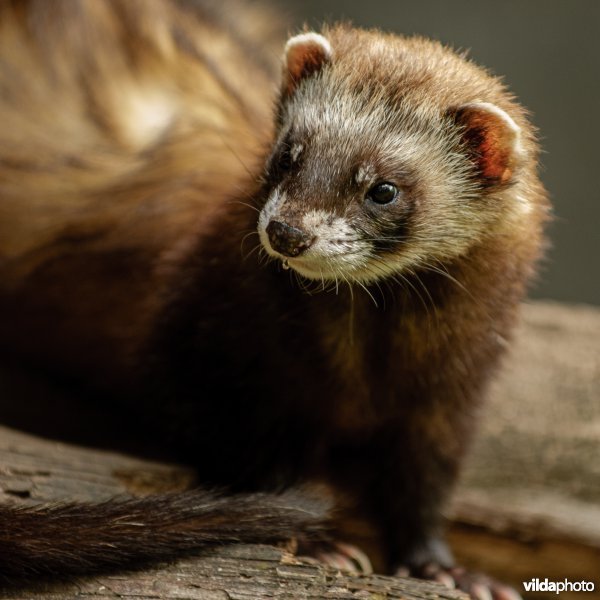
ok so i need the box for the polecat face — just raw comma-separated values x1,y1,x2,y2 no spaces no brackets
257,31,528,285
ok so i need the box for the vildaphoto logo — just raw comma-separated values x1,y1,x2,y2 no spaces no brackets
523,578,595,594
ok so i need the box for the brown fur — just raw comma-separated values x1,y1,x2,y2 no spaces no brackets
0,0,549,592
0,489,328,583
0,0,279,387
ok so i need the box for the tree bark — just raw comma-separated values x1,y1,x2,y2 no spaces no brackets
1,543,467,600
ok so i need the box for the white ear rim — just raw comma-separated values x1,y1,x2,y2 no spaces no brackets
284,32,332,62
461,101,524,157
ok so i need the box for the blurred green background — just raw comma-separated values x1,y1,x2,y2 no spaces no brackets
286,0,599,305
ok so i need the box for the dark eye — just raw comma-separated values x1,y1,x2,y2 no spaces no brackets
366,182,398,204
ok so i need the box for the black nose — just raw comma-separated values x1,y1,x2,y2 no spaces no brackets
266,220,314,257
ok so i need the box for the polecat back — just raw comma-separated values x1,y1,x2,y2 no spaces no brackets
0,0,280,389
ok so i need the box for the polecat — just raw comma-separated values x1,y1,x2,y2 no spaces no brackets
0,1,548,598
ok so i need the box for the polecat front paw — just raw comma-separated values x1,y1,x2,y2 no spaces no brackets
296,539,373,574
395,563,522,600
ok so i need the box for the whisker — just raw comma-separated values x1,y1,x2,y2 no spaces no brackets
216,131,258,181
229,199,261,214
367,256,433,321
421,260,472,298
240,230,259,257
242,241,264,262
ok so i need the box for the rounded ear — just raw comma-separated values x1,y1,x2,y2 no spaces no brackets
449,102,525,186
283,32,332,97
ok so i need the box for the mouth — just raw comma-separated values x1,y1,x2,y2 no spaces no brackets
278,255,329,279
275,253,382,285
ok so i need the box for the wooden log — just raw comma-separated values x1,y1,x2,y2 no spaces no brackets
1,546,468,600
0,425,466,600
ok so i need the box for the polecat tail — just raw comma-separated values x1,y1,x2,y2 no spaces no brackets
0,488,329,582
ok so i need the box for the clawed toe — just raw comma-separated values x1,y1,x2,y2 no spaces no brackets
297,540,373,574
395,563,522,600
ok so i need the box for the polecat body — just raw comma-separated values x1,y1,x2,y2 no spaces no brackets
0,1,548,597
